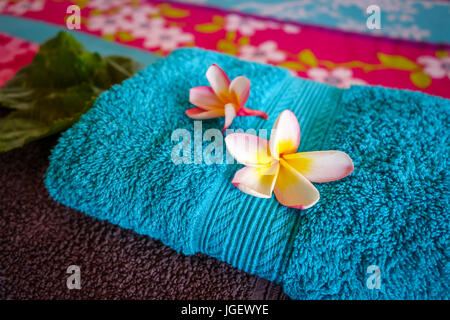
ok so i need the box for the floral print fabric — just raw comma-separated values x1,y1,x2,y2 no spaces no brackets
0,0,449,98
0,32,38,86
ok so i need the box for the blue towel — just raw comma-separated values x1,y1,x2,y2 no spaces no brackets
45,48,449,299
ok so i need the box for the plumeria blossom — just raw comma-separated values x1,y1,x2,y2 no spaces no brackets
116,4,164,39
282,23,301,34
87,0,132,11
307,67,366,88
123,17,165,39
4,0,44,15
417,55,450,79
87,14,129,35
143,26,193,51
224,14,300,36
118,4,159,21
225,110,354,209
186,64,268,132
239,41,286,64
225,14,268,36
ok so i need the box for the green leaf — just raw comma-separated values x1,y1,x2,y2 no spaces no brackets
102,34,115,42
158,4,189,18
195,23,222,33
436,51,448,58
117,31,134,42
278,61,305,71
217,40,237,55
72,0,89,9
377,53,418,70
212,15,225,25
410,71,431,89
238,36,250,46
104,55,142,81
0,31,142,152
226,31,236,41
298,49,318,67
0,118,49,152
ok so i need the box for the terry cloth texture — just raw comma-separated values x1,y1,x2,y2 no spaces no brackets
45,48,449,300
0,136,287,300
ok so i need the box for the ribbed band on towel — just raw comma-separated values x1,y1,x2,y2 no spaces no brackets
190,78,343,283
45,48,449,299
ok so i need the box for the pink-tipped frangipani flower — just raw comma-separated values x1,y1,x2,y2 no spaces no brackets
186,64,268,132
225,110,354,209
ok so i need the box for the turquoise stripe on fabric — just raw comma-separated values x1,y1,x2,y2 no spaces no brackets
0,14,161,66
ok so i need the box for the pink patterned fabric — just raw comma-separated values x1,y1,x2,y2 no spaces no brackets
0,0,449,98
0,32,38,87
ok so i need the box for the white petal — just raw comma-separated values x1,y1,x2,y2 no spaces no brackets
229,76,250,107
259,41,277,52
307,68,328,81
269,110,300,160
267,51,286,62
232,162,279,198
424,66,446,79
331,67,353,80
274,159,320,209
283,151,354,183
223,103,237,131
186,107,224,119
206,64,231,102
225,133,273,166
189,86,223,110
417,56,440,67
